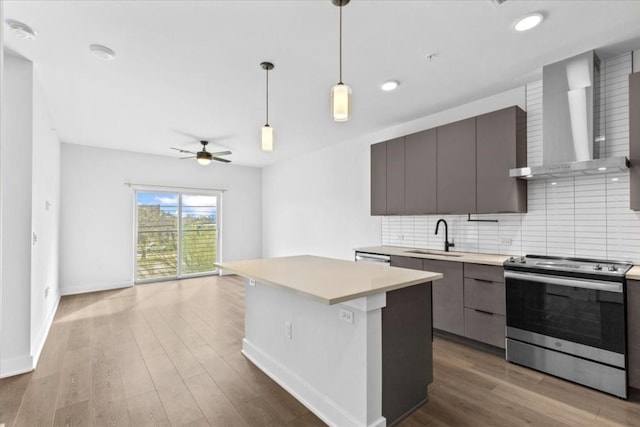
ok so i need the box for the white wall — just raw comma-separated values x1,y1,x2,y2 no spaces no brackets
30,73,61,364
60,144,262,294
1,52,34,376
262,87,525,260
0,52,60,377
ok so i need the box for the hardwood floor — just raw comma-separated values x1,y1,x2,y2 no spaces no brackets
1,275,639,426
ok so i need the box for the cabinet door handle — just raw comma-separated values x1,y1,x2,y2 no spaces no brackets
473,278,494,283
474,309,494,316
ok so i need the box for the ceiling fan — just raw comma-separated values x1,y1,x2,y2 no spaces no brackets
170,140,232,165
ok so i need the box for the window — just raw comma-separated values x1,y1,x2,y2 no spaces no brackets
135,190,220,282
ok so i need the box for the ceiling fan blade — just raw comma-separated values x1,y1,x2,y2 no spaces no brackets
213,157,231,163
180,156,196,159
170,147,196,154
209,150,232,157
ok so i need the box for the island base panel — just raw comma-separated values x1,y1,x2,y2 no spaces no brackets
382,282,433,426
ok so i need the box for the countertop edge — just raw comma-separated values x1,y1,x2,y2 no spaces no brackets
355,246,510,266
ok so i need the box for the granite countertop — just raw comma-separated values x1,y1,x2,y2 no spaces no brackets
355,246,510,266
216,255,442,305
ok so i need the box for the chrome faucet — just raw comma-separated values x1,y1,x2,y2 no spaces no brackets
435,219,455,252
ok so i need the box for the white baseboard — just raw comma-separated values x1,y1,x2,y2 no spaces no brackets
0,354,34,378
61,280,134,296
242,339,385,427
31,291,61,368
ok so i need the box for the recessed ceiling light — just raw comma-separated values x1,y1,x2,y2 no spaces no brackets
89,44,116,60
514,13,544,32
597,167,607,171
6,19,37,40
381,81,399,91
612,177,619,182
551,182,557,186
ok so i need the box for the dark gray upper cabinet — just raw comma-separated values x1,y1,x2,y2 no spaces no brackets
436,118,476,214
405,129,437,214
630,72,640,210
370,105,527,216
386,138,406,215
476,106,527,213
371,141,387,215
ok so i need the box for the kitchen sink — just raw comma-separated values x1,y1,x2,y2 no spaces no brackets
404,249,463,257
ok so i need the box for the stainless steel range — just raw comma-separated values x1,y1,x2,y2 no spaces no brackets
503,255,632,398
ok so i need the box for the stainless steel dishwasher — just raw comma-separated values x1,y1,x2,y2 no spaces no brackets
355,251,391,265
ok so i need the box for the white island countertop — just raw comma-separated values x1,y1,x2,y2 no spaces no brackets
216,255,442,305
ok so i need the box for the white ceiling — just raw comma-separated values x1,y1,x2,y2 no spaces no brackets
4,0,640,167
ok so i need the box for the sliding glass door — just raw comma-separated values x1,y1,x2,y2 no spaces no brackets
135,191,219,282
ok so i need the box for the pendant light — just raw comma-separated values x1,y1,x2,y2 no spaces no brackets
261,61,275,151
331,0,351,122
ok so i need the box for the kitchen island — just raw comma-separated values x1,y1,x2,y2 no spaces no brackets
216,255,442,427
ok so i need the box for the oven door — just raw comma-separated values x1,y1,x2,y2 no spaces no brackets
505,271,625,355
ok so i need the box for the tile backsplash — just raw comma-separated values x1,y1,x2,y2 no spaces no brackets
382,52,640,262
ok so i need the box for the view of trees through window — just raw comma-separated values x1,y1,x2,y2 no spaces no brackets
136,192,218,281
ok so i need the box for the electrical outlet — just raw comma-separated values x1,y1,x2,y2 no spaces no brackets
285,321,292,340
44,286,50,299
500,238,513,246
339,308,354,324
249,278,256,287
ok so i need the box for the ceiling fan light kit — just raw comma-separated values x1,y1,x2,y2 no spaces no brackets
196,151,212,166
261,61,275,151
331,0,351,122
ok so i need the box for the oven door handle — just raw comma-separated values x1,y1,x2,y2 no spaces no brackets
504,271,623,293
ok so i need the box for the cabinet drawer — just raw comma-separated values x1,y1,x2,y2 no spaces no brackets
464,308,505,348
390,256,423,270
463,278,505,315
464,263,504,283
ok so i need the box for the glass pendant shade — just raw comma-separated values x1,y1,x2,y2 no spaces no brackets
197,157,212,166
262,125,274,151
332,83,351,122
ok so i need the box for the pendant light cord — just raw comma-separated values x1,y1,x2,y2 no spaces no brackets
339,4,343,84
265,67,269,126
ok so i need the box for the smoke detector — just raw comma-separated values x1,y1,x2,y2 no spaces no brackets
6,20,37,40
89,44,116,60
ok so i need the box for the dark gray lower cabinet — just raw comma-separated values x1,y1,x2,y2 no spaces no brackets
463,264,505,349
628,280,640,389
423,259,464,336
391,256,506,349
382,283,432,426
390,255,422,270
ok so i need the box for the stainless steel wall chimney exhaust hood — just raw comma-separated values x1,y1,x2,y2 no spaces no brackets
510,51,629,180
